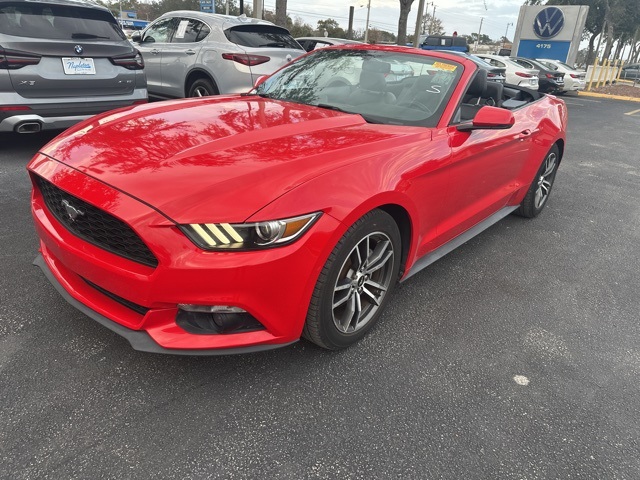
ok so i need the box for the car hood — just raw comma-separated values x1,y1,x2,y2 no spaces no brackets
40,96,419,223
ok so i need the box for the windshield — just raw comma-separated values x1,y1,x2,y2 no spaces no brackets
538,60,558,71
225,25,301,49
0,2,125,41
253,49,463,127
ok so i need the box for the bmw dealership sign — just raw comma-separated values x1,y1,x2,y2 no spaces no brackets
512,5,589,65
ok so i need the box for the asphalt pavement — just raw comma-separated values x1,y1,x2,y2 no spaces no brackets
1,97,639,479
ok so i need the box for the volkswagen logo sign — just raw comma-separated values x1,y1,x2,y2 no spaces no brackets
533,7,565,39
286,54,292,62
74,45,84,55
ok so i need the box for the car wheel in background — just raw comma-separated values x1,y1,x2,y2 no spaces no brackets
303,209,401,349
188,78,218,97
517,144,560,218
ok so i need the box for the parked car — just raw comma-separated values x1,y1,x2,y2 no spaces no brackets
417,35,469,52
296,37,364,52
476,54,539,89
619,63,640,81
132,12,304,98
536,58,585,92
29,46,566,354
436,50,506,83
511,57,564,94
0,0,147,134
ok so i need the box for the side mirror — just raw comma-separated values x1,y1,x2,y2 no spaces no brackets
457,105,515,131
254,75,268,88
131,32,142,43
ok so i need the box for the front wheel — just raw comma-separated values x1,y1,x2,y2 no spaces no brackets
187,78,217,97
303,209,401,350
516,144,560,218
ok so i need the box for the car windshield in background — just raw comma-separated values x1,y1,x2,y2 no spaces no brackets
224,24,301,49
255,49,462,127
0,2,125,41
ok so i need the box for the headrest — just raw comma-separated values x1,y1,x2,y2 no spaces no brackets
483,81,504,106
362,59,391,74
466,69,487,97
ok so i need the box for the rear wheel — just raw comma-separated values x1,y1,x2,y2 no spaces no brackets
303,210,401,350
517,144,560,218
187,78,217,97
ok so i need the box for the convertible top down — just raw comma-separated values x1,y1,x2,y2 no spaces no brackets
28,45,567,354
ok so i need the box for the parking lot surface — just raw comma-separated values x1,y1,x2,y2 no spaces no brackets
1,96,639,479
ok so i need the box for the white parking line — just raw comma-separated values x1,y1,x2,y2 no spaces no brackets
624,108,640,116
563,101,584,106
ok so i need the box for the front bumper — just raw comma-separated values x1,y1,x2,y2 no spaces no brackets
29,155,340,354
33,254,295,355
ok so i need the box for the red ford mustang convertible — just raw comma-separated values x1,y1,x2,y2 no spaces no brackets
28,46,567,354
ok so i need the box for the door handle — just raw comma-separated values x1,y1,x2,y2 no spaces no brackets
150,49,160,55
185,49,196,55
516,129,538,140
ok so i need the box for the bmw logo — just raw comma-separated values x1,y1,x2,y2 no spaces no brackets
533,7,565,39
74,45,83,55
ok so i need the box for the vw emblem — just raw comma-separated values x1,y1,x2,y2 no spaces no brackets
74,45,83,55
533,7,565,39
61,199,84,222
286,54,292,62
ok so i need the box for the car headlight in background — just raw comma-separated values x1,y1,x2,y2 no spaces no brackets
180,212,321,251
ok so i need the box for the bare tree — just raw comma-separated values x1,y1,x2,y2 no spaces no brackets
397,0,416,45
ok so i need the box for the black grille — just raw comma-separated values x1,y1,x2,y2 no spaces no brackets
83,278,150,316
35,175,158,268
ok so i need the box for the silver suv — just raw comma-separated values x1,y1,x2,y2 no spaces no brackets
0,0,147,134
132,12,304,98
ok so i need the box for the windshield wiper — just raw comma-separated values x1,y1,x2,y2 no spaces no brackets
71,33,110,39
240,92,272,98
316,104,382,124
316,103,352,113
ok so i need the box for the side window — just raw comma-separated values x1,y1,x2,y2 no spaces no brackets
172,18,207,43
196,23,210,42
142,18,174,43
313,41,331,50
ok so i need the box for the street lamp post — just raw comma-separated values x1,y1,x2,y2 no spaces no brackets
364,0,371,43
502,22,513,48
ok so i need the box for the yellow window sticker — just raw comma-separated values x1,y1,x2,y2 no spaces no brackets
432,62,457,72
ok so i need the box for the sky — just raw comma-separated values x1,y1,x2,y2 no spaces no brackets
260,0,526,42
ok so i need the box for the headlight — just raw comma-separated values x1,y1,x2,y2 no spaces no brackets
180,212,321,251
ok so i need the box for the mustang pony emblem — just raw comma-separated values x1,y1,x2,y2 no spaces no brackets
61,199,84,222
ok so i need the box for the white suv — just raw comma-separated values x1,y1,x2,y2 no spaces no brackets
133,12,305,98
0,0,146,133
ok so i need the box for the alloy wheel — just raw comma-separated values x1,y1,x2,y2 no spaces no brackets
331,232,395,333
534,151,558,209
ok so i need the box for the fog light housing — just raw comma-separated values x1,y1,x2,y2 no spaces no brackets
176,305,265,334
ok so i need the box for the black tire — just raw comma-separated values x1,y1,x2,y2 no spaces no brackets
187,78,217,97
303,209,401,350
516,144,560,218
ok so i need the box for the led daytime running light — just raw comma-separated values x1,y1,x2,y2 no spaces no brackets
182,212,321,251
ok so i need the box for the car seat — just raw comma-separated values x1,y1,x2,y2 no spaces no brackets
349,59,396,105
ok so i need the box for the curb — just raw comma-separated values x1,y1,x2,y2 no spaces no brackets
578,91,640,102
